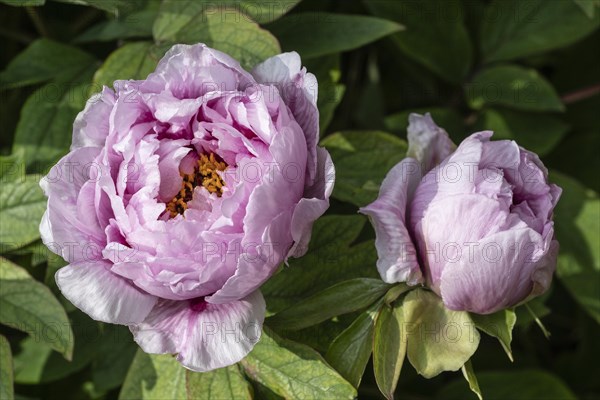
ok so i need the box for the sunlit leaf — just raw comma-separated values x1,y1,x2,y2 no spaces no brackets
119,351,187,400
0,257,73,359
240,327,356,400
403,289,480,379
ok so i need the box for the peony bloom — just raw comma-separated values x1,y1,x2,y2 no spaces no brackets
40,44,334,371
360,114,560,314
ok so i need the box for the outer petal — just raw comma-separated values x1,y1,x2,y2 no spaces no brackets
415,193,513,291
56,261,157,324
529,239,559,298
410,131,493,230
40,147,105,262
131,291,265,372
140,43,255,98
407,113,456,173
207,211,292,304
287,147,335,258
71,87,116,150
439,227,547,314
359,158,424,285
240,104,306,249
252,52,319,185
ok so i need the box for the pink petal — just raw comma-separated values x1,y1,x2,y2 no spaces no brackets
287,147,335,258
56,261,157,324
71,87,116,150
131,291,265,372
407,113,456,173
252,52,319,185
360,158,424,285
207,210,292,304
439,227,548,314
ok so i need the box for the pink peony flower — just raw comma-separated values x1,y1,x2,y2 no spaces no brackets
40,44,334,371
360,114,561,314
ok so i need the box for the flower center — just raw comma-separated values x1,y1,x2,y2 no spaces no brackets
166,153,227,218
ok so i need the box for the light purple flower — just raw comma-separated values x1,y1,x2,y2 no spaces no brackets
360,113,561,314
39,44,334,371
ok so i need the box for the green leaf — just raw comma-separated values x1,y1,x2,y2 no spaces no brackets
268,278,390,331
0,335,13,400
0,39,96,89
93,41,168,88
366,0,472,83
524,303,550,339
373,301,406,400
266,13,402,59
326,301,383,388
262,215,378,313
481,0,600,62
0,0,45,6
471,309,516,361
515,295,550,328
153,1,280,70
172,10,280,70
4,240,48,268
235,0,302,23
475,108,569,156
320,131,407,206
0,257,73,359
461,360,482,400
13,311,99,384
75,9,157,43
573,0,600,18
91,324,138,392
437,369,577,400
51,0,141,14
273,313,360,355
551,172,600,323
251,381,284,400
7,41,97,171
384,284,411,305
403,289,480,379
13,80,95,171
0,150,25,183
186,365,253,400
466,65,564,112
0,177,46,251
152,0,204,40
119,350,187,400
240,327,356,400
153,0,300,34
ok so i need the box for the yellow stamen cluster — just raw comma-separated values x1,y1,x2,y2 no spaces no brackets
166,153,227,218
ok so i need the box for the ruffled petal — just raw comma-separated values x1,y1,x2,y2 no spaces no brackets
140,43,255,98
407,113,456,173
207,211,292,304
131,291,265,372
71,87,116,150
241,104,306,248
529,237,558,299
39,147,105,262
252,52,319,185
410,130,492,230
359,158,424,285
287,147,335,258
56,261,157,324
